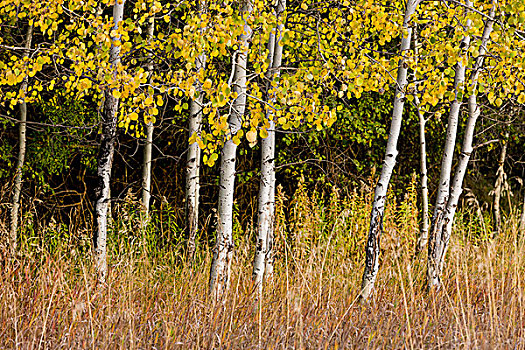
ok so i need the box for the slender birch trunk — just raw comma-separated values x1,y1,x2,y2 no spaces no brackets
9,25,33,255
265,175,275,277
252,0,285,291
253,119,276,291
427,0,473,289
94,0,125,282
186,0,207,262
427,1,495,289
413,26,429,254
142,18,155,217
520,192,525,233
416,99,429,252
492,126,509,237
142,122,153,213
209,0,253,299
359,0,419,301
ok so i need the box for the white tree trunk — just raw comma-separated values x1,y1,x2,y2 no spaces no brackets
492,127,509,237
412,26,429,254
142,122,153,214
94,0,125,282
265,172,275,277
253,119,275,292
427,0,473,289
141,18,155,217
209,0,253,299
186,1,207,262
185,77,205,261
359,0,419,301
252,0,285,293
415,96,429,253
520,192,525,234
9,25,33,255
427,1,495,289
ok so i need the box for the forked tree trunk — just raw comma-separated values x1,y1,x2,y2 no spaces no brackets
142,18,155,217
252,0,285,292
427,1,495,289
492,126,509,237
209,0,253,299
9,25,33,255
186,0,207,262
94,0,125,282
427,0,473,289
359,0,420,301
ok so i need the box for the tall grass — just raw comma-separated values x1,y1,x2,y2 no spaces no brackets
1,180,524,348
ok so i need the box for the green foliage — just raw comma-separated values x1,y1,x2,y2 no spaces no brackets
0,91,98,195
0,122,14,178
30,92,98,174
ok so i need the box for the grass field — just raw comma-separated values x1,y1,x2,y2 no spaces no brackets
1,183,524,349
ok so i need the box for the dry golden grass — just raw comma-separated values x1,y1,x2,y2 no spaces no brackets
1,182,524,349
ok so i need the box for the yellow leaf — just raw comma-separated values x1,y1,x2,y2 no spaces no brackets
144,115,155,124
6,70,16,85
488,91,495,103
112,89,121,98
233,134,241,146
189,132,197,144
197,138,205,149
246,129,257,143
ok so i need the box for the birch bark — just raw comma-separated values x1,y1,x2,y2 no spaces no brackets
186,0,207,262
209,0,253,299
142,122,153,214
94,0,125,282
9,25,33,255
492,127,509,237
427,1,495,289
412,26,429,254
359,0,420,301
252,0,285,292
520,194,525,234
142,18,155,217
416,98,429,253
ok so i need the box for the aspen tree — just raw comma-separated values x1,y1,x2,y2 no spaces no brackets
492,124,510,237
360,0,420,301
186,0,208,262
9,25,33,255
427,1,496,289
412,25,429,254
141,17,155,217
252,0,286,292
520,193,525,233
209,0,254,299
427,0,474,289
94,0,126,282
415,97,429,253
